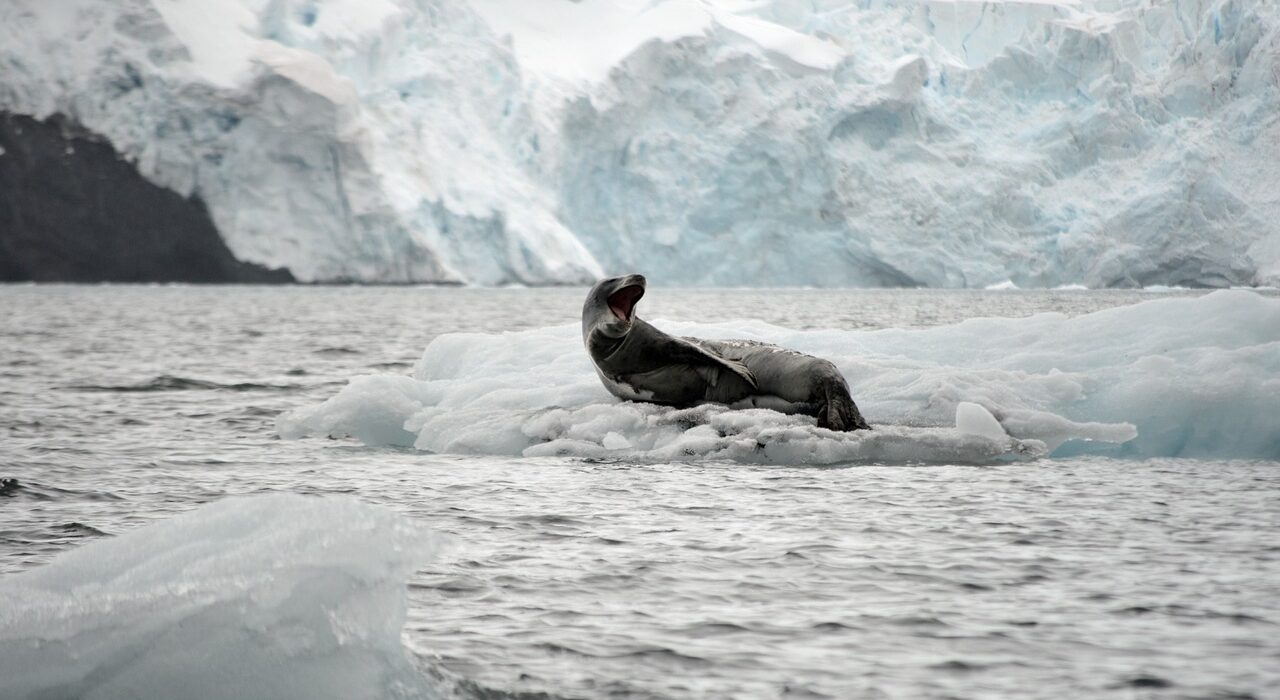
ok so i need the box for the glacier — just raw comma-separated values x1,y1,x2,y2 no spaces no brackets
278,290,1280,463
1,0,1277,286
0,494,443,700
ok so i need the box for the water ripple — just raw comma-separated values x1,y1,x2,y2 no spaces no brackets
2,285,1278,699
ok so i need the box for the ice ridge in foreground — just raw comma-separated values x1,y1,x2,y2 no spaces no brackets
0,494,442,700
279,291,1280,464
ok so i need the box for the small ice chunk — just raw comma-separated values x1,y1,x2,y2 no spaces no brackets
955,402,1008,442
602,431,632,450
0,494,443,700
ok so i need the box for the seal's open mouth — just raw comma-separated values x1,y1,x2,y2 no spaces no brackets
608,284,644,322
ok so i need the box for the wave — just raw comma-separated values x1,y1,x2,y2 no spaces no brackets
68,374,302,392
279,291,1280,463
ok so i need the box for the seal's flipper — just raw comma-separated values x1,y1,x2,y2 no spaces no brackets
713,356,757,389
680,339,757,387
662,338,757,390
693,360,757,405
818,381,871,431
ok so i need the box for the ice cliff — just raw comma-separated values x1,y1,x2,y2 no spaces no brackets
0,0,601,284
1,0,1277,286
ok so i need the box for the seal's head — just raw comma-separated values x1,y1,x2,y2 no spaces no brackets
582,273,646,343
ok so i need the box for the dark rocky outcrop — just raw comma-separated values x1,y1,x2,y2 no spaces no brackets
0,112,292,283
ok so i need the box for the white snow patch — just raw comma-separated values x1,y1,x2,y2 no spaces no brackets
148,0,260,87
252,43,358,107
469,0,715,86
713,11,845,70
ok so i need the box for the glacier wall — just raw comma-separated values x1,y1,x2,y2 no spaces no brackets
553,0,1280,287
1,0,1277,286
0,0,602,284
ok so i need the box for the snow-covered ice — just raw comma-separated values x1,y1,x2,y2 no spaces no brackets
279,290,1280,463
0,494,442,700
955,401,1010,442
2,0,1277,286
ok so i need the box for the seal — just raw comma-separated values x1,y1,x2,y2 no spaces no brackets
582,273,871,431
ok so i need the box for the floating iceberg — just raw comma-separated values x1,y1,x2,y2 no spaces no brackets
0,494,442,700
279,290,1280,463
2,0,1277,286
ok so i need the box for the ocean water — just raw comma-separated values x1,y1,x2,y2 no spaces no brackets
2,285,1278,699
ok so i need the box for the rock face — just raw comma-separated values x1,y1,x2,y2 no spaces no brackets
0,112,292,283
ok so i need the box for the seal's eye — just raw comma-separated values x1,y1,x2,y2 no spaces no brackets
608,285,644,322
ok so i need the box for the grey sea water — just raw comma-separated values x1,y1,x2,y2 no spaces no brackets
2,285,1278,699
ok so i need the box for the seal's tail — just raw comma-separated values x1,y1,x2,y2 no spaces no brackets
818,380,871,431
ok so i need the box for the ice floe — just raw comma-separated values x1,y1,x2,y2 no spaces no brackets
280,291,1280,463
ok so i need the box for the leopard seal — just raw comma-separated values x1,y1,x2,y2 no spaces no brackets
582,273,871,431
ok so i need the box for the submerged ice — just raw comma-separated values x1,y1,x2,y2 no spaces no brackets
2,0,1278,286
0,494,442,700
279,290,1280,464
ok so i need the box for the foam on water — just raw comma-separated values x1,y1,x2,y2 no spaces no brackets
279,290,1280,463
0,494,442,700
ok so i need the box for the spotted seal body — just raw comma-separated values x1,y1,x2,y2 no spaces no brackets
582,274,870,431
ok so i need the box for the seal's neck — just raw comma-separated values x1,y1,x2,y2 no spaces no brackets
588,326,628,359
